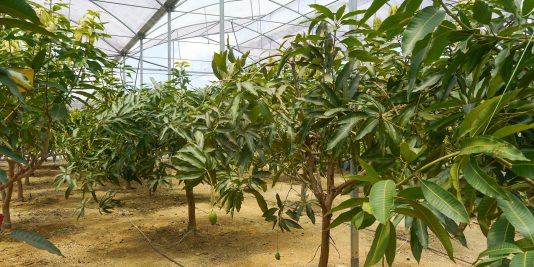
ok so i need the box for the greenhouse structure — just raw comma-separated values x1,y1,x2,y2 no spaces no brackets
1,0,533,266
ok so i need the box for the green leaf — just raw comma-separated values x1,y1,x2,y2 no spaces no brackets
327,113,366,150
331,198,366,213
522,0,534,16
310,4,335,20
473,1,492,24
364,222,391,267
410,223,423,263
385,222,397,266
0,169,7,185
463,158,507,199
348,174,380,184
0,0,41,23
479,242,522,258
513,161,534,178
358,157,379,179
420,180,469,223
400,142,427,162
425,21,455,63
457,91,519,138
0,145,27,164
11,230,63,256
510,251,534,267
397,202,455,261
487,216,515,247
493,123,534,139
460,135,529,161
401,6,445,56
0,18,53,36
50,104,68,121
0,68,25,103
352,211,365,229
497,193,534,243
369,180,396,224
359,0,388,25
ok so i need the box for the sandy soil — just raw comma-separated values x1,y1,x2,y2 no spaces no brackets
0,166,487,266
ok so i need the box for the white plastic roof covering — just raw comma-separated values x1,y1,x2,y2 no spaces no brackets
37,0,408,87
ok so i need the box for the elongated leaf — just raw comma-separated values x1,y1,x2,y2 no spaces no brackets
497,193,534,243
330,198,366,213
327,113,366,150
385,222,397,266
522,0,534,16
410,222,423,263
397,202,455,261
358,157,379,179
463,159,507,199
11,230,63,256
359,0,388,25
348,174,380,184
401,7,445,56
479,242,522,258
425,20,455,63
457,91,519,138
0,18,53,36
477,196,496,235
0,0,40,23
513,161,534,178
310,4,334,20
369,180,396,224
364,222,391,267
487,216,515,247
493,124,534,139
510,251,534,267
421,180,469,223
460,135,529,161
0,145,27,164
355,117,378,140
473,1,492,24
0,68,25,103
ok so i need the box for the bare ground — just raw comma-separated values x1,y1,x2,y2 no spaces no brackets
0,166,486,266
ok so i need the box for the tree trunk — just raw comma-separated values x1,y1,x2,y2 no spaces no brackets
1,161,15,230
185,187,196,233
318,204,333,267
17,180,23,201
24,173,30,185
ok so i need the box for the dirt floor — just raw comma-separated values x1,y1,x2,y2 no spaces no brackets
0,165,487,266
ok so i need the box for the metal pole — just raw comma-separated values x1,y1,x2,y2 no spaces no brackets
348,3,359,267
219,0,225,52
167,7,172,78
139,36,144,86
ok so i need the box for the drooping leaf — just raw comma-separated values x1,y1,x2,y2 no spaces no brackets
385,222,397,266
509,251,534,267
0,18,53,36
359,0,388,25
401,6,445,56
364,222,391,267
463,158,507,199
11,230,63,256
479,242,522,258
460,135,529,162
0,0,41,23
493,124,534,139
0,145,27,164
497,192,534,243
487,216,515,247
420,180,469,223
327,113,367,150
310,4,335,20
369,180,396,224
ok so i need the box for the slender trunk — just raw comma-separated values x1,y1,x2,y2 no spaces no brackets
185,187,196,233
17,180,23,201
1,161,15,230
319,204,333,267
24,174,30,185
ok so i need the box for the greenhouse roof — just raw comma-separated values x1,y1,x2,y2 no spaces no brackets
36,0,398,86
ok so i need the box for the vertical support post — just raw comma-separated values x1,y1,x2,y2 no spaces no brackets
139,36,144,86
219,0,225,52
167,7,172,79
348,3,359,267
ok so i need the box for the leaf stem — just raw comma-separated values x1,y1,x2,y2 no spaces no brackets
397,151,460,186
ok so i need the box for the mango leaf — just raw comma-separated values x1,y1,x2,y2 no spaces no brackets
510,251,534,267
400,142,427,162
358,157,379,179
364,222,391,267
460,135,529,162
397,202,454,261
0,68,25,103
479,242,522,258
463,158,507,199
425,21,455,63
457,91,519,138
359,0,388,25
0,0,41,23
493,123,534,139
401,6,445,56
310,4,334,20
0,18,53,36
420,180,469,223
327,113,367,150
513,161,534,178
410,223,423,263
331,197,366,213
385,222,397,266
50,104,68,121
11,230,63,256
0,145,27,164
522,0,534,16
473,1,492,24
347,174,380,184
497,192,534,243
487,216,515,247
369,180,396,224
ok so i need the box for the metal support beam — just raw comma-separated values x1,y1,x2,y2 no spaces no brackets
219,0,225,52
167,8,172,78
349,1,359,266
140,36,144,86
